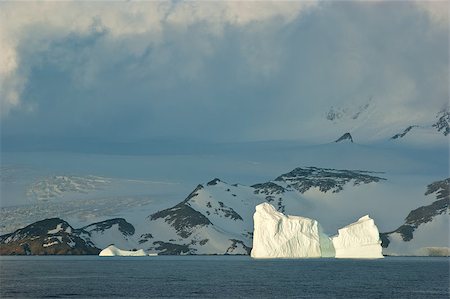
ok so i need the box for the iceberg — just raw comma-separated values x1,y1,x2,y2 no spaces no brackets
99,245,148,256
251,203,383,259
251,203,334,258
331,215,383,259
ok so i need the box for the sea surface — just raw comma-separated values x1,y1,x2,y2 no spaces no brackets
0,256,449,298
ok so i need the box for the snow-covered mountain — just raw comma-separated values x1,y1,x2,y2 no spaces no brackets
321,102,450,145
81,218,137,250
3,165,447,256
131,166,390,255
0,218,99,255
326,100,372,123
1,116,448,256
144,182,254,255
389,109,450,144
0,217,141,255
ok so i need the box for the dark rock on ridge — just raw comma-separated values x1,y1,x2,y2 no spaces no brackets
391,125,418,139
82,218,135,236
150,203,212,238
381,178,449,247
433,109,450,136
274,167,386,194
335,133,353,143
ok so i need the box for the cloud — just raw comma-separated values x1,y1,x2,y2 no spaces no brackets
0,1,447,145
414,0,449,29
0,1,317,117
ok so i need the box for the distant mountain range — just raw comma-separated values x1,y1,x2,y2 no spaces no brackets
390,109,449,140
1,111,448,256
1,166,448,256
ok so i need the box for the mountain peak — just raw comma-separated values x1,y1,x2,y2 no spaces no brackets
335,133,353,143
207,178,222,186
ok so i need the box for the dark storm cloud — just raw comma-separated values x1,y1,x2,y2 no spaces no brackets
0,1,448,146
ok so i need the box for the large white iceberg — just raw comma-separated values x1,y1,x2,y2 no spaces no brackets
251,203,334,258
251,203,383,259
331,215,383,259
99,245,148,256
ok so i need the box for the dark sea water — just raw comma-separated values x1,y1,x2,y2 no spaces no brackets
0,256,449,298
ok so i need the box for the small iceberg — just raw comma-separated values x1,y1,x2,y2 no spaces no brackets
331,215,383,259
99,245,154,256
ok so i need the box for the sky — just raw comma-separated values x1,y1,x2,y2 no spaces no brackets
0,0,448,149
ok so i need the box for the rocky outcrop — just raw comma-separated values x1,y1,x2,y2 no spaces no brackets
82,218,135,236
391,125,418,139
274,167,385,193
433,109,450,136
150,202,212,238
335,133,353,143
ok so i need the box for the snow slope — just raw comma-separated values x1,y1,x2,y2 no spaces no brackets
381,178,449,256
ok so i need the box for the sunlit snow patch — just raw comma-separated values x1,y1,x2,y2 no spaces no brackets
47,224,64,234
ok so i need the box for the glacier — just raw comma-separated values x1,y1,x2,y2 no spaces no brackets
99,245,148,256
251,203,383,259
331,215,383,259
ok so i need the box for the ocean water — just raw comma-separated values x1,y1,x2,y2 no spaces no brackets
0,256,448,298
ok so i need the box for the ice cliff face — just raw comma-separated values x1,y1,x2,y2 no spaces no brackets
251,203,333,258
331,215,383,259
251,203,382,259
